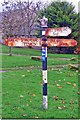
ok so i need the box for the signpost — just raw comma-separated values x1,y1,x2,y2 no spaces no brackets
40,16,48,109
4,16,77,110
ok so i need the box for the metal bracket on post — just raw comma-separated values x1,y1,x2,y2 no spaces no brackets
40,16,48,109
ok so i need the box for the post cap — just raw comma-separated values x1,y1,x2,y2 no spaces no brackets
40,16,48,27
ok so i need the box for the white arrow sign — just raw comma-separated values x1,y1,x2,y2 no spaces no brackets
46,27,72,37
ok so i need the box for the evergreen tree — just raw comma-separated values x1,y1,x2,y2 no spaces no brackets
39,1,79,40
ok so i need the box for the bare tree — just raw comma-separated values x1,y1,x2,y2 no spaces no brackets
2,0,42,38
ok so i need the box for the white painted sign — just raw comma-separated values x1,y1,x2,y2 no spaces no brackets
46,27,72,37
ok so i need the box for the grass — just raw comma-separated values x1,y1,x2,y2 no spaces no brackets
1,45,79,119
2,45,78,58
2,54,41,69
2,45,42,56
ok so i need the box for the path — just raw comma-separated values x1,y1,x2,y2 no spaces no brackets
0,70,6,73
0,52,78,73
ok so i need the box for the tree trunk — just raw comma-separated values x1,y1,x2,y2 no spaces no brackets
9,46,12,56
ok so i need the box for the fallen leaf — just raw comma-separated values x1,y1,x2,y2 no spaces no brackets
73,83,77,87
57,106,62,109
53,96,58,100
67,82,71,85
62,106,66,109
57,106,66,109
56,84,60,86
26,104,29,106
32,94,36,97
27,70,30,72
77,92,80,94
20,95,24,98
58,86,62,89
30,66,34,69
34,116,39,118
51,68,54,70
58,80,61,82
21,114,27,116
22,75,25,77
61,100,66,104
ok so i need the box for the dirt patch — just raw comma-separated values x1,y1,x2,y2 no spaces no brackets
58,58,70,60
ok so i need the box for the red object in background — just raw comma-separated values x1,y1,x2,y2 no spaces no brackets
4,37,77,47
74,46,80,54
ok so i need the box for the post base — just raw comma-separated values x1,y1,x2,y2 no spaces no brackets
43,96,48,109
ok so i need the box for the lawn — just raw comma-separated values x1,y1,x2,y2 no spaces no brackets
1,45,79,119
